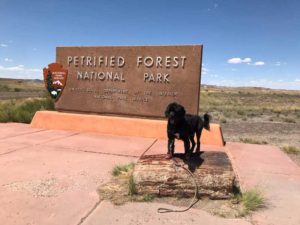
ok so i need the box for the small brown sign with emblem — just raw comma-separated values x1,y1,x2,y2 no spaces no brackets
43,63,68,101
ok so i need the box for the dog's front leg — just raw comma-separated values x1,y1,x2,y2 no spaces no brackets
189,135,196,153
183,138,191,159
167,138,175,156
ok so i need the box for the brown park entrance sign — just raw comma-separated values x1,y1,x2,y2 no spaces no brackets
54,45,203,118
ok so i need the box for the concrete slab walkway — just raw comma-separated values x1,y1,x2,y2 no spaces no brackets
0,123,299,225
82,201,251,225
226,142,300,225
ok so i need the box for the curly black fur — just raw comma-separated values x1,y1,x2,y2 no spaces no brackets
165,102,210,157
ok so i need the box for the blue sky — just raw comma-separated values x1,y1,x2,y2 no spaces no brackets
0,0,299,90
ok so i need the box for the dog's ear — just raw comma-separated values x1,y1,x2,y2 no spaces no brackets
165,102,177,117
177,104,186,118
165,103,172,117
165,105,170,117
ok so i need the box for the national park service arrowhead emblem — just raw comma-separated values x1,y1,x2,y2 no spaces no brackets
43,63,68,101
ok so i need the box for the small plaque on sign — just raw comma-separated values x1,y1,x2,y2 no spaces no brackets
43,63,68,101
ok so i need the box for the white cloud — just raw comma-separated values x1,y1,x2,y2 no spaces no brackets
0,65,24,72
202,67,209,75
4,58,13,62
227,58,242,64
209,74,218,78
203,79,300,90
227,57,252,64
201,66,218,78
0,44,8,47
227,57,266,66
206,2,219,12
275,62,281,66
0,65,41,73
243,58,252,63
254,61,265,66
244,79,300,89
201,67,218,78
0,65,42,79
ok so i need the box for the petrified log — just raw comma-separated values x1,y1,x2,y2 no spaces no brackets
133,152,237,199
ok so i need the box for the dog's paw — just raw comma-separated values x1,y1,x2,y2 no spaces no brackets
185,153,191,160
165,153,173,159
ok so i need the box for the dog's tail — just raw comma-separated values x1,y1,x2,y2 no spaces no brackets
203,113,210,130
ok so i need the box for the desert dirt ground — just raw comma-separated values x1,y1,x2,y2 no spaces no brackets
0,78,45,99
199,85,300,166
221,121,300,165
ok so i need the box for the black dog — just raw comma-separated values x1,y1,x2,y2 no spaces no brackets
165,102,210,159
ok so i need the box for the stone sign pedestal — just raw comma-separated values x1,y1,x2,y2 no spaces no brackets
30,111,225,146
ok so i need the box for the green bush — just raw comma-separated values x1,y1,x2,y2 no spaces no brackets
112,162,134,176
241,189,265,212
281,117,296,123
282,145,300,155
128,174,137,196
142,193,155,202
219,116,227,123
237,110,245,116
239,138,268,145
0,98,54,123
233,188,265,216
0,84,11,91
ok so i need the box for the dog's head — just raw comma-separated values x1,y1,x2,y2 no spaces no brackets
165,102,186,125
